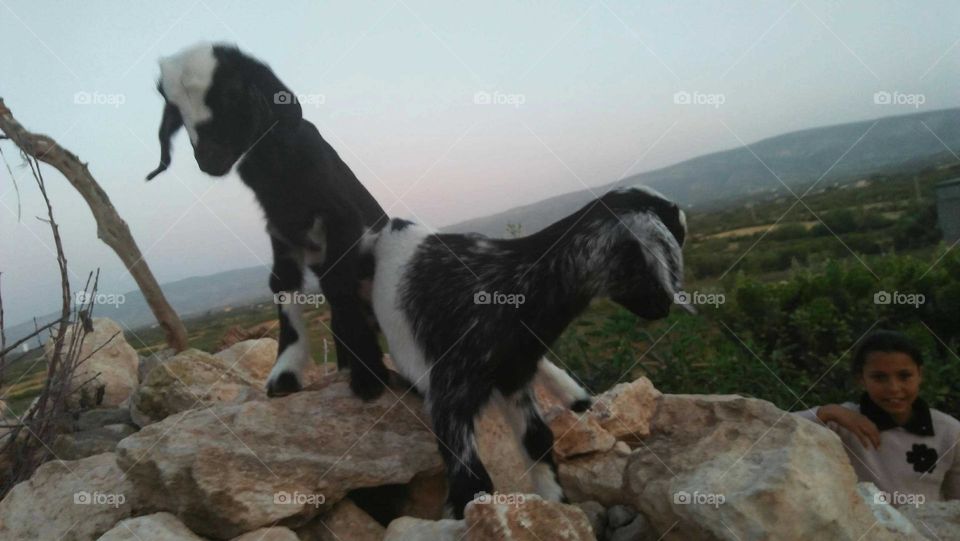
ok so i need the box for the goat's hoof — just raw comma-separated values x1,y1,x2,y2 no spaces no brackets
350,373,386,401
571,398,593,413
266,371,302,397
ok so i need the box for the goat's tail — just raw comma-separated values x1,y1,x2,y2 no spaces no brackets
535,358,592,412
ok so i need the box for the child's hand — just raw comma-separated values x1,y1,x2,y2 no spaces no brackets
817,405,881,449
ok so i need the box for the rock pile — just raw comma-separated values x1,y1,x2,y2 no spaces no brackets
0,318,956,540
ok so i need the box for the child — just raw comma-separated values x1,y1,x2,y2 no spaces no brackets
795,330,960,503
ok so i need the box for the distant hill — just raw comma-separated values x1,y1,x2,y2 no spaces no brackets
446,108,960,237
4,266,274,349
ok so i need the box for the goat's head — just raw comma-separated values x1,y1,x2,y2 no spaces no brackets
146,42,302,180
594,186,687,320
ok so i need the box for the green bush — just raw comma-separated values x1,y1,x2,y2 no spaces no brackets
556,248,960,418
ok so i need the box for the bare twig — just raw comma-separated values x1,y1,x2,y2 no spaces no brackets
0,97,187,351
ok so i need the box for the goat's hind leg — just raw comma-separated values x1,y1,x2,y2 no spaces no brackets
429,386,495,519
502,386,566,502
536,358,593,412
266,236,310,397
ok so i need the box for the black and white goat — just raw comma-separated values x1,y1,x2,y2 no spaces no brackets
146,43,390,399
363,186,687,517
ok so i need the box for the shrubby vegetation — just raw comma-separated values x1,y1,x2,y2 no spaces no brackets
556,243,960,419
555,161,960,418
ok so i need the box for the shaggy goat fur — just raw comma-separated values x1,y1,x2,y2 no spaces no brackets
363,186,687,517
147,42,389,399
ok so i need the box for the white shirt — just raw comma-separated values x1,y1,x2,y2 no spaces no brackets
795,399,960,504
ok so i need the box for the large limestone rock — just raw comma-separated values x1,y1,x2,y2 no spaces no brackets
545,408,617,459
44,318,139,409
52,422,137,460
296,498,384,541
384,517,467,540
620,394,926,541
212,338,282,385
898,500,960,541
212,337,335,389
116,371,444,539
0,452,138,540
231,527,300,541
129,348,264,427
98,512,206,540
559,441,633,507
464,493,595,540
588,377,659,443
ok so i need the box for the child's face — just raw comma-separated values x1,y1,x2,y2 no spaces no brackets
858,351,922,419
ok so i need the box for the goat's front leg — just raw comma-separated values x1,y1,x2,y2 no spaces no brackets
501,385,566,502
311,220,387,400
428,383,495,519
266,236,310,397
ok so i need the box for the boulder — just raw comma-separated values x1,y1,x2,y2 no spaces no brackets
622,394,926,541
464,493,595,540
231,527,299,541
574,500,606,539
98,512,206,540
399,470,448,520
44,318,139,409
559,441,633,507
609,513,655,541
129,348,264,427
896,499,960,540
588,377,660,444
76,407,132,431
0,452,138,540
138,347,176,383
52,423,137,460
212,338,334,389
296,498,384,541
116,371,444,539
384,517,467,541
545,408,616,459
212,338,281,385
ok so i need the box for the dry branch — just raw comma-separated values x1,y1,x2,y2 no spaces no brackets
0,97,187,351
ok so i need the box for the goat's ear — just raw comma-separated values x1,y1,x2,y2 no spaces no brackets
631,212,684,296
250,64,302,129
145,100,183,181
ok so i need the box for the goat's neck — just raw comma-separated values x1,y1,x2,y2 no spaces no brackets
504,219,611,332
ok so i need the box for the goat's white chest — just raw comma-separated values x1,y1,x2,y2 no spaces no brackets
370,226,432,393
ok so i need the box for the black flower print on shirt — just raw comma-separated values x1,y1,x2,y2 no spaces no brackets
906,444,938,473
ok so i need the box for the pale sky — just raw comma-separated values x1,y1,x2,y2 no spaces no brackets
1,0,958,326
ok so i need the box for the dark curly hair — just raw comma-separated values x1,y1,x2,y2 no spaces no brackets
851,330,923,375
